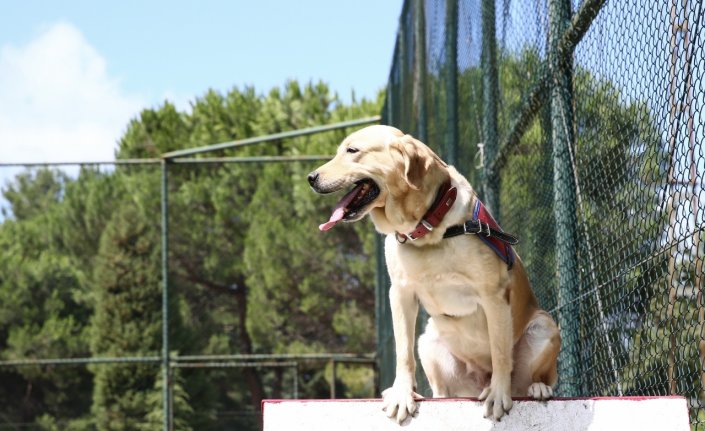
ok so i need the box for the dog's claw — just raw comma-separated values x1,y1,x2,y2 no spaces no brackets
479,385,513,420
382,386,420,424
527,382,553,400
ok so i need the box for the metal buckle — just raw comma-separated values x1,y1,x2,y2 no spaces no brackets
480,221,491,237
421,220,434,232
463,221,483,235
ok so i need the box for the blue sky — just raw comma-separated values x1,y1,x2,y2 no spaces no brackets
0,1,403,165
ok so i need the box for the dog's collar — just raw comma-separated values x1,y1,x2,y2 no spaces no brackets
395,189,519,270
395,180,457,243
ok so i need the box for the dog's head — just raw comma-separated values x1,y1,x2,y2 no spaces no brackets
308,125,449,234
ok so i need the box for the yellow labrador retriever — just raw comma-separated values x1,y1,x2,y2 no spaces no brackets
308,125,560,422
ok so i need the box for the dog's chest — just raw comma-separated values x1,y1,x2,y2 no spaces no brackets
415,277,482,318
387,239,485,318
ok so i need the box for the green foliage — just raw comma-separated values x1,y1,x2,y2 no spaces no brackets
1,169,67,220
143,370,194,431
0,80,381,430
90,198,162,431
0,169,93,427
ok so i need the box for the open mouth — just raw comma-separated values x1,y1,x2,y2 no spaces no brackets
319,179,380,231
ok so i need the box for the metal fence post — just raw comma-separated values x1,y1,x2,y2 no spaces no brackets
412,0,434,397
375,232,394,393
399,16,410,133
549,0,581,395
413,0,428,143
376,55,397,392
161,159,172,431
330,359,337,399
444,0,458,166
481,0,500,215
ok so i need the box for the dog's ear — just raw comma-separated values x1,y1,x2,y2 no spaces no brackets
391,135,447,190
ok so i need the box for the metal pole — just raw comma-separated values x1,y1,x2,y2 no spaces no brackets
387,35,400,128
481,0,500,215
330,359,337,399
293,364,299,399
665,0,703,396
170,155,332,165
399,16,410,132
444,0,458,166
160,160,172,431
377,44,392,392
665,0,681,396
375,233,393,393
489,0,606,175
162,116,381,159
0,156,331,168
549,0,581,396
377,31,398,395
412,0,433,398
0,356,162,366
413,0,428,143
0,159,162,167
172,353,374,362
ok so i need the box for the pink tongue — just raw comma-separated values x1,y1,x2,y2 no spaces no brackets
319,183,364,231
319,208,345,231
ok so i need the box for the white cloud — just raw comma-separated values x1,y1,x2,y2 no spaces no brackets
0,22,145,164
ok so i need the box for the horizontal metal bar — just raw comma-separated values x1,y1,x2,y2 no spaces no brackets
0,159,162,167
325,357,377,364
172,361,298,369
0,356,161,367
0,155,332,168
172,353,376,362
170,155,332,165
161,116,381,159
0,354,379,368
489,0,605,172
0,118,381,168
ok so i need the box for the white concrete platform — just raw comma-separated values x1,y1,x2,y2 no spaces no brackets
262,397,690,431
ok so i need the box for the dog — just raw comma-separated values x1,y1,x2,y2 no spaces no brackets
308,125,560,422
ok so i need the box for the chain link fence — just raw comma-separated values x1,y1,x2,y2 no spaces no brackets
380,0,705,426
0,118,379,431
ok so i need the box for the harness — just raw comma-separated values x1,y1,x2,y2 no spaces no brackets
395,182,518,269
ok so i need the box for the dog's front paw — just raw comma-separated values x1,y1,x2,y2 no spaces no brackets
527,382,553,400
382,385,422,424
478,383,513,420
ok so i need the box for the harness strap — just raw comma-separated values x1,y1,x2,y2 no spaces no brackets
394,186,519,270
443,220,519,245
442,199,517,269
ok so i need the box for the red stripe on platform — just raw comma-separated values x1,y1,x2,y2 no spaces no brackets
263,395,687,404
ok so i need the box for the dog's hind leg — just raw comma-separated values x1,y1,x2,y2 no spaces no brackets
418,319,487,398
511,310,560,399
418,322,455,397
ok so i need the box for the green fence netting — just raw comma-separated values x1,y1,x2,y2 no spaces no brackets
380,0,705,426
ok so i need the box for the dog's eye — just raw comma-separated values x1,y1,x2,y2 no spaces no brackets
346,147,359,154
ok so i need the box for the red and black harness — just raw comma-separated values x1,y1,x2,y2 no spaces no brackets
395,181,518,269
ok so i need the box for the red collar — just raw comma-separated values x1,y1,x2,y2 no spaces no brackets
395,181,457,243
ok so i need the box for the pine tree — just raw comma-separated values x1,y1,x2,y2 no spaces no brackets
90,199,162,431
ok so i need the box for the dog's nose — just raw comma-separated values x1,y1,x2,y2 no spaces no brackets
307,171,319,187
